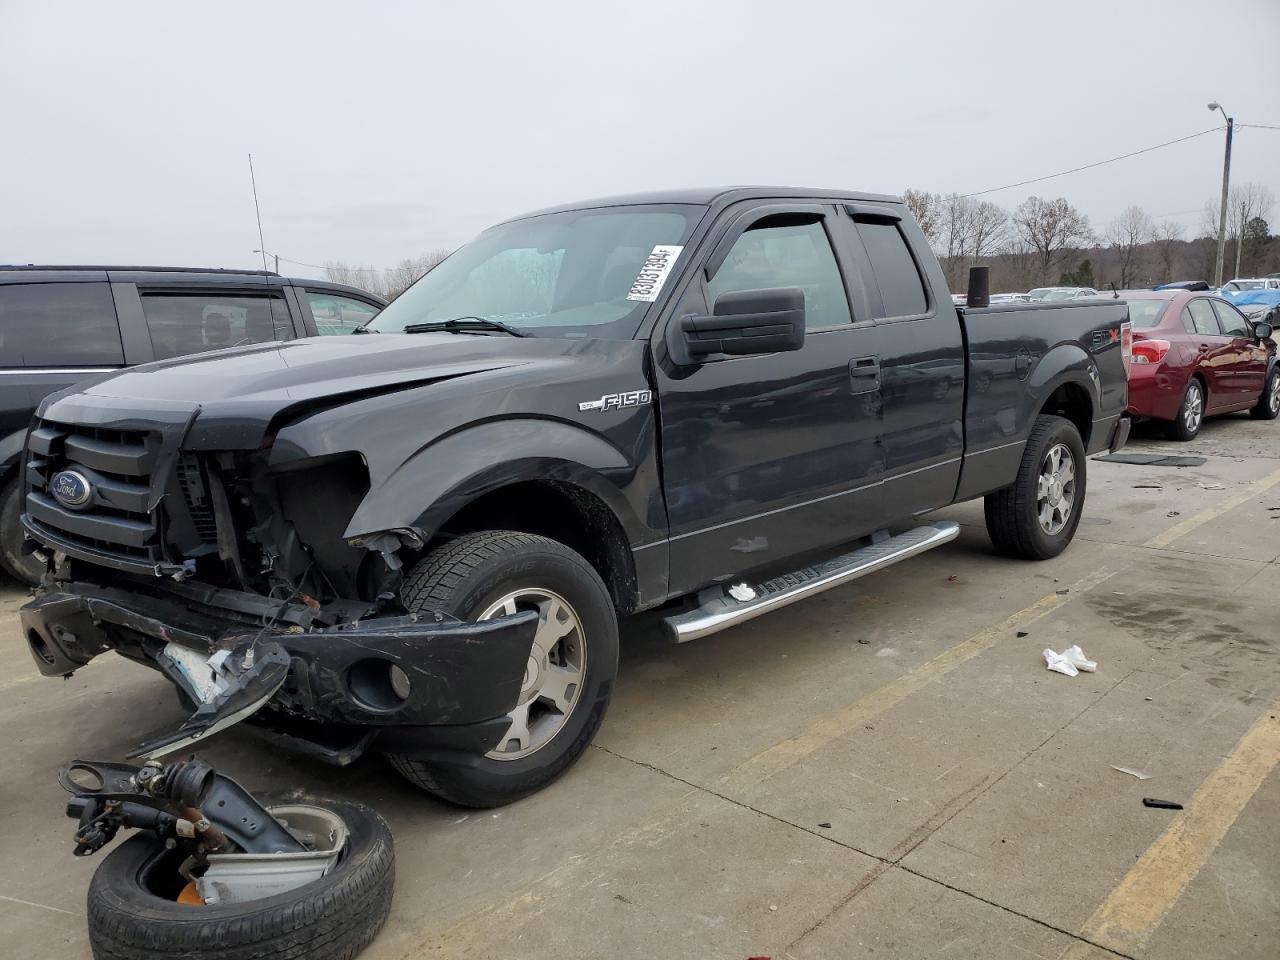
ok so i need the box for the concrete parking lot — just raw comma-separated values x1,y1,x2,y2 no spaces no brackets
1,415,1276,960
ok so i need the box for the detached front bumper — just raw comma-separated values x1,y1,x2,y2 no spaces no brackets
20,584,538,761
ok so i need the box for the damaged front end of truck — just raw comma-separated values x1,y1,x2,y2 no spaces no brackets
18,381,538,765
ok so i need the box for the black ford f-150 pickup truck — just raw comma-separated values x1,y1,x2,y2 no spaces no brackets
17,187,1131,807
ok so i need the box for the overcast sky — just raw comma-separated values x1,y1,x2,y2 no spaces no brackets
2,0,1277,279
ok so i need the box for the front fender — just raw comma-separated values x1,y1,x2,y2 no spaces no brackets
344,418,653,546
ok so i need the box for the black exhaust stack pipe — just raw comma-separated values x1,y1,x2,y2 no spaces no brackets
966,266,990,308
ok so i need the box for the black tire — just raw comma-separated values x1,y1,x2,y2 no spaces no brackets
86,795,394,960
1250,367,1280,420
1166,377,1205,441
984,415,1087,561
0,475,43,585
386,530,618,808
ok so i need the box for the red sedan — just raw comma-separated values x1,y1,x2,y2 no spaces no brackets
1118,290,1277,439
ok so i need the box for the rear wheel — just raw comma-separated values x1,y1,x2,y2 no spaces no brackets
984,415,1086,560
1250,367,1279,420
1167,378,1204,440
386,531,619,807
0,476,43,586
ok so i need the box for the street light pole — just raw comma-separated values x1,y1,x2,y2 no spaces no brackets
1208,102,1233,287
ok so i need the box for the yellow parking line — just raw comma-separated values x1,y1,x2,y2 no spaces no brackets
717,564,1118,793
1065,701,1280,956
1144,463,1280,549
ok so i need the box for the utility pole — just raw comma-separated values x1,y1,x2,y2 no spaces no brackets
1208,102,1233,287
1233,201,1244,280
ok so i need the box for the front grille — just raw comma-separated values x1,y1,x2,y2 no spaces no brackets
25,419,165,564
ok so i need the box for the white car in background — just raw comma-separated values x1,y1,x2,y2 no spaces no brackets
1220,278,1280,294
1032,286,1100,301
989,293,1032,304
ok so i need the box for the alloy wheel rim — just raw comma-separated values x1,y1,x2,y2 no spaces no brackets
1270,376,1279,414
478,588,585,761
1184,384,1202,432
1036,443,1076,536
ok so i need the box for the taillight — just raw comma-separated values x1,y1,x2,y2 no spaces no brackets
1130,338,1170,365
1121,322,1133,370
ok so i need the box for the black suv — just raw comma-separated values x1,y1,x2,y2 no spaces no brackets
0,266,385,583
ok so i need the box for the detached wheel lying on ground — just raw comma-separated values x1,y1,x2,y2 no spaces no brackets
86,795,393,960
984,414,1086,561
1167,377,1205,440
1251,367,1280,421
387,530,619,808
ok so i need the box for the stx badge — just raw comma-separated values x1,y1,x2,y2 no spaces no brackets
578,390,652,413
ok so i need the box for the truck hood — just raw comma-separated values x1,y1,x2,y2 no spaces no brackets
40,332,602,450
79,333,534,407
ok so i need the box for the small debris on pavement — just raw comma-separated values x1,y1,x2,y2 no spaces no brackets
1144,696,1154,701
1111,765,1152,780
857,637,870,644
768,904,778,912
1017,631,1029,638
1143,798,1183,810
1133,483,1163,489
1167,511,1180,517
1198,482,1225,491
1056,589,1070,595
947,574,958,581
817,822,832,829
1043,645,1096,676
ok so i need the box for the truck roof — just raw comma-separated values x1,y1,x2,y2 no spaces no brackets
511,186,903,220
0,265,385,304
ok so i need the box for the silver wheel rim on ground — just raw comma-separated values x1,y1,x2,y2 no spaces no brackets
1183,382,1203,433
1269,375,1279,414
1036,443,1077,536
478,588,586,761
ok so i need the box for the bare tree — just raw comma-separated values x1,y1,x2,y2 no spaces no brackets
1105,206,1155,289
1152,220,1183,281
1201,182,1276,277
324,248,451,301
903,189,941,243
1011,196,1093,284
933,195,1009,288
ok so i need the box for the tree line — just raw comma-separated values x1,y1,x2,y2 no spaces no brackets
324,249,451,301
903,183,1278,293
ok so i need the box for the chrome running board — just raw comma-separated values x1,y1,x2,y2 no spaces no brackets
663,521,960,643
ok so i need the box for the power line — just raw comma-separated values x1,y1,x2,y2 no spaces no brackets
1237,123,1280,132
958,126,1224,199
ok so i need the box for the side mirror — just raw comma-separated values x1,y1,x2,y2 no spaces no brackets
1252,321,1274,340
677,287,805,361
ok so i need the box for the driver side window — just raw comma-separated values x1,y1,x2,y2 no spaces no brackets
1211,300,1249,337
707,219,852,329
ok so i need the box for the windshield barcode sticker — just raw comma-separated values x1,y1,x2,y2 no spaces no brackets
626,245,683,302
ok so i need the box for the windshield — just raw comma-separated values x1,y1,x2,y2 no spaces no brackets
1028,288,1052,300
1042,289,1077,301
368,205,700,339
1123,298,1168,329
1229,280,1264,291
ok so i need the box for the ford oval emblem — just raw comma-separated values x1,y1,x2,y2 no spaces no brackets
51,470,93,509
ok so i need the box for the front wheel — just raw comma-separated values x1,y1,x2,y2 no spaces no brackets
984,415,1086,560
387,531,619,807
1250,367,1280,420
0,476,44,585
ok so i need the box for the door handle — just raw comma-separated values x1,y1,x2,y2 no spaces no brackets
849,357,880,395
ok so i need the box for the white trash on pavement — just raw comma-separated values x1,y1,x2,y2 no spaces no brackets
1043,644,1097,677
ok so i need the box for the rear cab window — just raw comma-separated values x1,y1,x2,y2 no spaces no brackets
139,291,293,360
0,282,123,366
304,290,380,335
853,220,928,319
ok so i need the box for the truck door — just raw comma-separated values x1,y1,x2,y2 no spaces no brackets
653,203,884,595
838,206,965,516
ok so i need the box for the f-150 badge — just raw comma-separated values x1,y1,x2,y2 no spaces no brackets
578,390,652,412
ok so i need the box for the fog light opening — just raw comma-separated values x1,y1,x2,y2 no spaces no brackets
27,629,56,666
347,659,409,712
